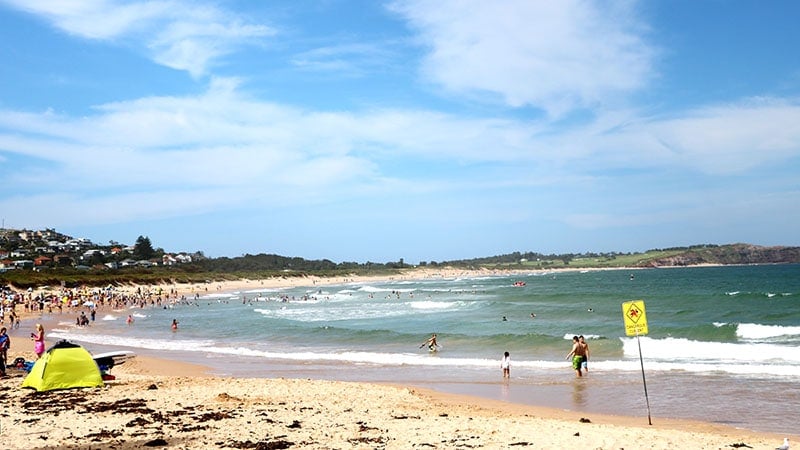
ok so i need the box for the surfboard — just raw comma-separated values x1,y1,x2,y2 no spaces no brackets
93,350,136,369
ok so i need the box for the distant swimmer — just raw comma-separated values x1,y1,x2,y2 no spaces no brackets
587,308,594,313
530,312,536,319
502,315,507,321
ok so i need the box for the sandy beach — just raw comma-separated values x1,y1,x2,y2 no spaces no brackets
2,267,797,449
1,352,792,450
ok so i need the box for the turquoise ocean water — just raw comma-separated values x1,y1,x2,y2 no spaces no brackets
45,264,800,434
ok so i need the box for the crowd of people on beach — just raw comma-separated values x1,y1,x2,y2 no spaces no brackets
0,282,205,377
3,280,595,382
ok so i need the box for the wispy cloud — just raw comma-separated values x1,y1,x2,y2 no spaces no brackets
390,0,655,117
1,76,799,230
290,42,395,76
1,0,274,77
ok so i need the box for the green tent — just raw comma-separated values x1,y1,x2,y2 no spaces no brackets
22,340,104,392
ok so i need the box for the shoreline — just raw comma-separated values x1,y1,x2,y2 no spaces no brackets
4,265,797,448
123,354,797,441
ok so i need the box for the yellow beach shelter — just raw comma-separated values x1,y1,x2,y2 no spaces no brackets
22,340,104,392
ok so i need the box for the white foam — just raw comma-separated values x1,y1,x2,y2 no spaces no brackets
736,323,800,340
409,301,461,310
620,336,800,366
562,334,603,340
40,330,800,379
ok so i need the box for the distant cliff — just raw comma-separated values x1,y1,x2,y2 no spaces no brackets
642,244,800,267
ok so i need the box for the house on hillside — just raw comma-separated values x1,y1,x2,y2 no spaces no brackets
82,249,105,259
53,254,74,266
12,260,34,269
34,256,52,267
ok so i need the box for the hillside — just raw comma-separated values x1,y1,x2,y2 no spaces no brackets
2,233,799,290
446,243,800,270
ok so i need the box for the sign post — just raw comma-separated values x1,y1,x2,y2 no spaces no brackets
622,300,652,425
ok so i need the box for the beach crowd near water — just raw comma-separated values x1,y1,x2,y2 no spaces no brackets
0,266,797,449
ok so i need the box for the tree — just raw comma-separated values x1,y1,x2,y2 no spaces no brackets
87,251,105,266
133,236,155,260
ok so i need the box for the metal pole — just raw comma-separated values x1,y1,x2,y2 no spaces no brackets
636,331,652,425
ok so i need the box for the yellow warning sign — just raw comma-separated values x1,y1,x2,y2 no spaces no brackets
622,300,648,336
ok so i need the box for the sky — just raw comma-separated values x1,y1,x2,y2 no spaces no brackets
1,1,799,264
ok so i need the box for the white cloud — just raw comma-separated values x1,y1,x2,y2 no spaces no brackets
1,79,800,230
595,98,800,175
390,0,655,116
0,0,274,77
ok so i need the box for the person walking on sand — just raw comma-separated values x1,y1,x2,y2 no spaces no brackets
32,323,45,359
171,319,178,331
566,335,586,378
501,351,511,379
0,327,10,376
579,335,590,375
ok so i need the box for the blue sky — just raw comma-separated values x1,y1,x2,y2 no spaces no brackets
1,1,799,263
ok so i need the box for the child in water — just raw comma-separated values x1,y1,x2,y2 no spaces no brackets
501,351,511,378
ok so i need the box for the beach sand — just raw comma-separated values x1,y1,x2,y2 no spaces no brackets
2,268,796,449
1,352,792,450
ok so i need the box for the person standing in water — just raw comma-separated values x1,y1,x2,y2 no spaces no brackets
171,319,178,331
420,333,438,351
579,335,590,375
565,335,586,378
501,351,511,379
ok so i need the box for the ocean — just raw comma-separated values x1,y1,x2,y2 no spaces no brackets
45,264,800,434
